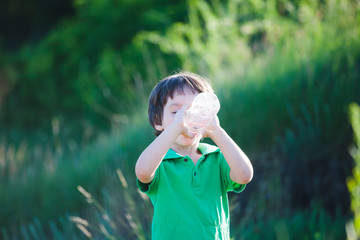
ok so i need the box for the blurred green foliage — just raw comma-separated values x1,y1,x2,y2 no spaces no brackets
0,0,360,239
0,0,186,142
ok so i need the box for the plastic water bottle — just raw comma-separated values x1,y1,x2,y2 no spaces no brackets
186,92,220,134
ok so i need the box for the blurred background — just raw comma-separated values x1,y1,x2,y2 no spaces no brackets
1,0,360,239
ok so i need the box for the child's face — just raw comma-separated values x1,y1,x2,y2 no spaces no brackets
156,88,200,145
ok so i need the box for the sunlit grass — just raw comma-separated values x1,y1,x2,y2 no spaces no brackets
72,169,152,240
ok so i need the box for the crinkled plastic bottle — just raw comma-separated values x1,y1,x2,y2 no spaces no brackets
186,92,220,134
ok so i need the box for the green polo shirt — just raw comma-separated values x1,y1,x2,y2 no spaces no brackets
137,143,246,240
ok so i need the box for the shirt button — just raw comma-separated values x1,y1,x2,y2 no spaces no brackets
184,158,188,162
194,172,196,176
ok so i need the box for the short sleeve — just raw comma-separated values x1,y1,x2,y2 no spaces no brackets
137,168,160,193
219,152,246,193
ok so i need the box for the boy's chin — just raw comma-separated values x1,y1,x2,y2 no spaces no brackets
181,132,202,143
175,134,202,149
182,131,200,139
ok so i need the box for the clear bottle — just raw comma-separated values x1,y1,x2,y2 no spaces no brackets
186,92,220,134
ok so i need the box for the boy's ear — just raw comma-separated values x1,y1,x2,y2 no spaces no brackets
155,124,163,131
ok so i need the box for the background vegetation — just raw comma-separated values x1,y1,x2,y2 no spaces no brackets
0,0,360,239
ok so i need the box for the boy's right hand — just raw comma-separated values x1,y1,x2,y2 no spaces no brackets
173,103,189,127
173,104,197,138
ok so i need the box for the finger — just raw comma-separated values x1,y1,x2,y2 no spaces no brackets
182,103,191,111
183,130,196,139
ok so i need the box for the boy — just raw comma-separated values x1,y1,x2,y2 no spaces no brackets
135,71,253,239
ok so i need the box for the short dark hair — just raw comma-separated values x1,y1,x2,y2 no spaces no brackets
148,71,214,136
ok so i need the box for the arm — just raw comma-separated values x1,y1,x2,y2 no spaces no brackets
135,105,188,184
205,116,253,184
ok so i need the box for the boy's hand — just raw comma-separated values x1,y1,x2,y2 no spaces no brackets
202,115,221,139
173,103,206,139
174,104,189,125
172,103,195,137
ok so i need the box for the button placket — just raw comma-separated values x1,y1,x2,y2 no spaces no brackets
193,155,204,178
192,162,201,189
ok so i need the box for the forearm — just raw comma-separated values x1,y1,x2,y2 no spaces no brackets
135,123,182,183
210,127,253,184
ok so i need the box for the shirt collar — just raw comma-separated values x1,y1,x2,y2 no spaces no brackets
163,143,220,160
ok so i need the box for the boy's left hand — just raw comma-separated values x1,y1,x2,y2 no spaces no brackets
202,115,221,139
